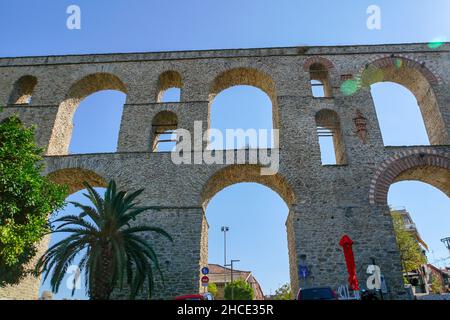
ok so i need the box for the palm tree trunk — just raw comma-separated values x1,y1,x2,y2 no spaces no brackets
91,245,114,300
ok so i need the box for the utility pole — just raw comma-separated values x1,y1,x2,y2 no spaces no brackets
221,226,229,284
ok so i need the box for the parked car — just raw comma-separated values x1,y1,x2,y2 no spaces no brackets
297,287,338,300
175,293,214,300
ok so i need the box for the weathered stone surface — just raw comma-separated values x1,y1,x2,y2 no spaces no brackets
0,43,449,300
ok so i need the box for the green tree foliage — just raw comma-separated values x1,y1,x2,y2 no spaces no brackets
35,180,173,300
391,212,427,276
0,116,67,286
207,282,218,297
224,279,254,300
430,275,443,294
273,283,291,300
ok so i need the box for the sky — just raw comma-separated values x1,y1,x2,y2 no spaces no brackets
0,0,448,299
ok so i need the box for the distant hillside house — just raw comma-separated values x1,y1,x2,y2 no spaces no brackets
391,208,429,295
207,264,264,300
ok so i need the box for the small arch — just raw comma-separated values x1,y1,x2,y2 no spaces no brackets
369,150,450,205
157,71,183,103
209,67,279,130
303,56,335,72
0,116,22,125
151,111,178,152
9,75,38,105
46,168,107,194
357,56,448,145
47,73,128,155
309,63,332,98
200,164,295,210
315,109,346,165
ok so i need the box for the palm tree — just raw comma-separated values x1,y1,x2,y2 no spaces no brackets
35,180,173,300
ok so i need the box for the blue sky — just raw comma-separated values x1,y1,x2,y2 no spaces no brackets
0,0,448,299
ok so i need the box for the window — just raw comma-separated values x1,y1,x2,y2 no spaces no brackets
151,111,178,152
309,63,331,98
315,109,346,165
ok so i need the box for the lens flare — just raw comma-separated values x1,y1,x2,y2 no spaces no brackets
340,79,360,96
394,58,403,69
428,37,446,49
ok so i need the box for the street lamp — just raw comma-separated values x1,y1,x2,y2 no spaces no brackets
221,226,229,283
441,237,450,253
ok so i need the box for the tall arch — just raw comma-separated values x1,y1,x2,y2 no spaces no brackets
358,56,448,145
201,165,295,209
200,164,297,297
208,67,279,131
47,167,108,194
369,149,450,206
47,73,128,155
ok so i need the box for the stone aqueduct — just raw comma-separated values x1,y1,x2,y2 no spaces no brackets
0,43,449,299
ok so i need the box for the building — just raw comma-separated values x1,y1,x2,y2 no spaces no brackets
391,208,428,251
424,264,450,293
391,208,450,296
391,208,429,295
207,264,264,300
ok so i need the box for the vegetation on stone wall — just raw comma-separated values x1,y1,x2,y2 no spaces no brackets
34,180,173,300
0,115,67,287
391,212,427,281
224,279,254,300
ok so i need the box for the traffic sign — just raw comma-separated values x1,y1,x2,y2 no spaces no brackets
201,276,209,287
299,265,309,279
201,267,210,275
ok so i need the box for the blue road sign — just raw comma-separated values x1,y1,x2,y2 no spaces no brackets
299,265,309,279
201,267,210,275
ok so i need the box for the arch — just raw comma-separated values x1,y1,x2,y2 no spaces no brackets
157,70,183,102
46,167,108,194
8,75,38,105
200,164,298,298
0,116,22,125
303,56,335,71
151,110,178,152
209,67,279,130
357,56,447,145
47,73,128,155
369,149,450,205
200,164,295,210
315,109,346,165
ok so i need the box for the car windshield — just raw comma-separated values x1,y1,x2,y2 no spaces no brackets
300,288,334,300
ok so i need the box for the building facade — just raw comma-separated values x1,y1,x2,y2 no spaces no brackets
0,43,449,300
207,264,264,300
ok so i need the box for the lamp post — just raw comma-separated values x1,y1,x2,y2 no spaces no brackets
225,259,240,300
441,237,450,254
221,226,229,283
